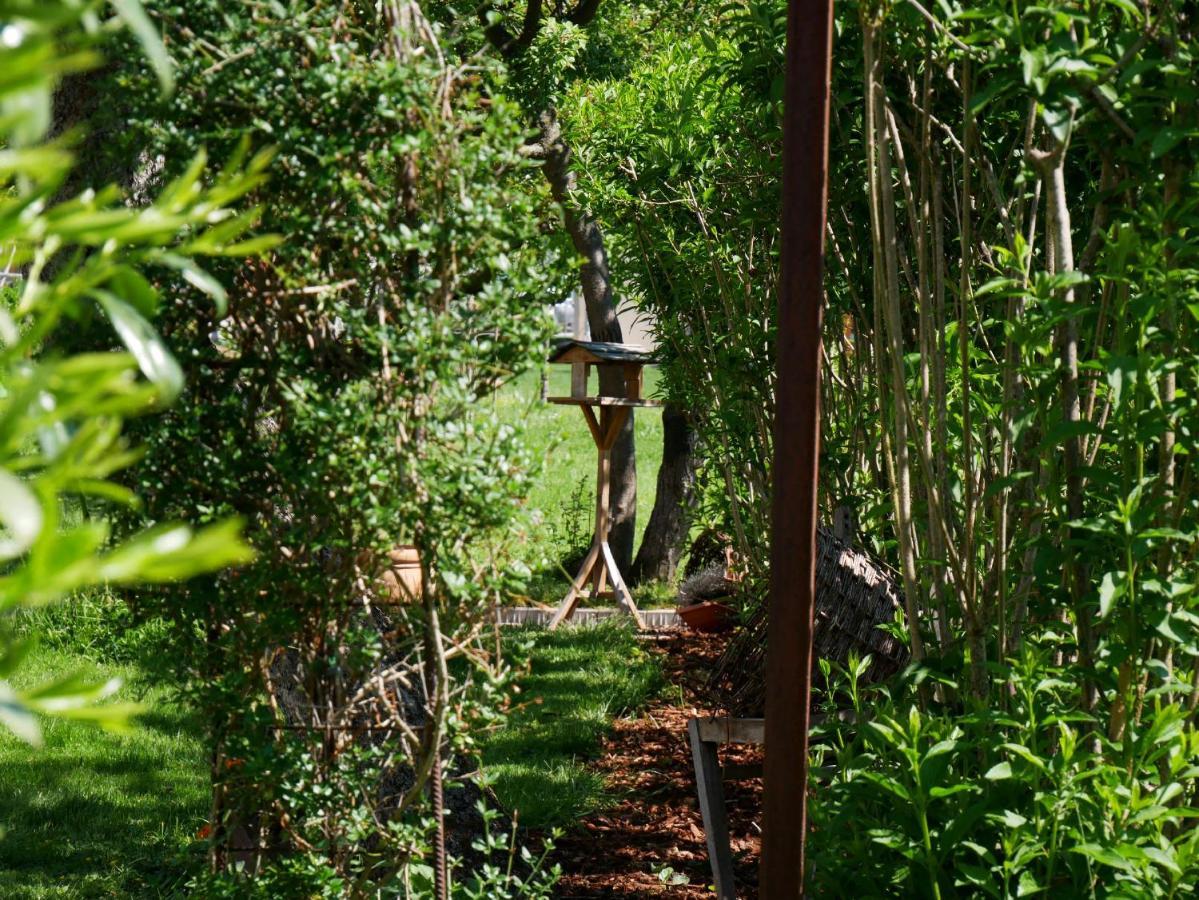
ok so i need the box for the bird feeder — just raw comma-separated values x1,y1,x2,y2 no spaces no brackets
545,338,660,629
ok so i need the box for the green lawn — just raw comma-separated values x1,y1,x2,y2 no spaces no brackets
0,648,206,899
492,366,667,603
0,625,666,893
479,622,664,828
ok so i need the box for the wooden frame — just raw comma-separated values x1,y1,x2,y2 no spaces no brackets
687,717,764,900
546,339,660,630
548,403,649,628
689,712,856,898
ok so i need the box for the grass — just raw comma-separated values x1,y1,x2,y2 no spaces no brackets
492,366,666,603
0,646,207,899
479,622,664,829
0,370,671,893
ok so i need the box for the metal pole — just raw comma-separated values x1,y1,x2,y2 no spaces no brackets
761,0,835,897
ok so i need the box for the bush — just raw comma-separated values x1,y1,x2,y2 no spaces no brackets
91,0,564,889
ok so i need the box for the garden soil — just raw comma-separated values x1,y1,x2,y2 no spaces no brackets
546,631,762,898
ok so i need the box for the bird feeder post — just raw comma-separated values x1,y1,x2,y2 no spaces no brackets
545,339,660,629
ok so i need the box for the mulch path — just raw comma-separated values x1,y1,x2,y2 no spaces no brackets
547,631,762,898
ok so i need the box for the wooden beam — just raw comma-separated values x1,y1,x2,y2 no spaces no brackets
600,540,644,629
694,717,766,745
601,405,629,450
688,718,737,900
546,396,661,408
580,404,603,447
763,0,834,896
548,542,601,629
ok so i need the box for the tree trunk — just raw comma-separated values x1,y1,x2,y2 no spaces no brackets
537,109,638,569
630,403,698,584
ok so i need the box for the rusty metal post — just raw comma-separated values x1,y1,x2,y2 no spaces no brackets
761,0,835,897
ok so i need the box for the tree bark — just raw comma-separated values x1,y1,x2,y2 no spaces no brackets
630,403,698,584
536,109,638,569
480,2,640,570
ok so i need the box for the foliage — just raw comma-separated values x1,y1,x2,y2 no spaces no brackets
92,0,565,890
566,5,783,579
811,650,1199,897
0,0,261,747
566,0,1199,893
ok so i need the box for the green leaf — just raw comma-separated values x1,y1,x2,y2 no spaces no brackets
0,468,42,560
1105,355,1137,411
1016,871,1042,897
0,680,41,746
158,253,228,315
216,234,283,257
1150,127,1188,159
94,290,183,403
109,265,160,318
1042,103,1073,144
968,78,1007,115
96,519,254,584
1142,845,1181,875
929,784,976,799
109,0,174,93
994,810,1027,829
984,761,1012,780
1099,570,1127,619
1073,843,1135,872
0,637,36,680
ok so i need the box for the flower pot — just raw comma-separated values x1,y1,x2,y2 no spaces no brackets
379,545,422,604
677,600,735,633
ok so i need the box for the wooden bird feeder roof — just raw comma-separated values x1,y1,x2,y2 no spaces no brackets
547,338,661,408
548,338,658,367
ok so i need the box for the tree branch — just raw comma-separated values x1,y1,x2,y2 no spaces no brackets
565,0,603,25
478,0,544,58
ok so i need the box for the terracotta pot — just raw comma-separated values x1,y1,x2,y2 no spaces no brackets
677,600,735,633
379,545,422,604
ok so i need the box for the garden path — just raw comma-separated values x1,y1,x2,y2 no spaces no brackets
549,632,762,898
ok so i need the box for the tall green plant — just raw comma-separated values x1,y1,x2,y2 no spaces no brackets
93,1,562,889
0,0,264,745
569,0,1199,892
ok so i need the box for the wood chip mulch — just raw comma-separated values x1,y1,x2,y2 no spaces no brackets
544,630,762,898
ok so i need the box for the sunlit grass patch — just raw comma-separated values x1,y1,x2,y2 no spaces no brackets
480,622,663,829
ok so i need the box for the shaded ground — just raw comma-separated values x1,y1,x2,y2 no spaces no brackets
0,648,206,899
548,631,762,899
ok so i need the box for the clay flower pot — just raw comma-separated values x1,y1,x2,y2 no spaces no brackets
677,600,735,633
379,545,422,604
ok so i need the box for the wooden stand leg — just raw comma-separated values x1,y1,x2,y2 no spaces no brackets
550,403,647,630
688,718,737,899
601,541,644,629
548,542,600,629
